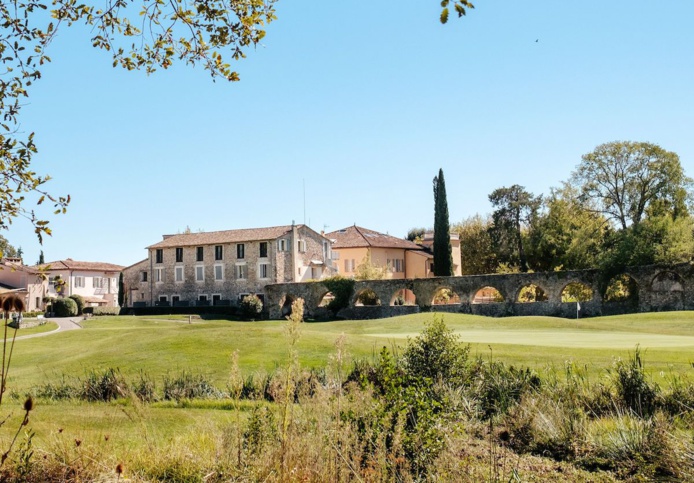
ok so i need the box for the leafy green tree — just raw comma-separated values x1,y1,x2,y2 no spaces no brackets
37,250,45,265
572,141,692,230
433,168,453,276
488,185,541,273
527,184,606,271
451,215,497,274
406,227,426,243
354,253,388,281
0,0,276,241
0,235,18,259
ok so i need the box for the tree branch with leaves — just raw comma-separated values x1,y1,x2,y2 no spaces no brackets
0,0,276,242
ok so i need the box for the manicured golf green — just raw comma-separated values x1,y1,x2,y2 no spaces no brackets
6,311,694,392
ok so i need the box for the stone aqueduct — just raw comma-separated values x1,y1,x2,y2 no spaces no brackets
265,263,694,320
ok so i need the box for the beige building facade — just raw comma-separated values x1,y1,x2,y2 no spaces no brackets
326,225,433,280
36,259,124,307
0,258,47,311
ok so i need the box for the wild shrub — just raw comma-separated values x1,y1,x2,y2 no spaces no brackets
660,373,694,418
504,394,587,461
132,371,157,402
612,347,659,417
403,315,469,386
68,295,84,315
587,411,692,480
243,405,277,455
80,368,128,402
474,359,541,419
162,372,222,401
239,294,263,320
52,298,77,317
343,320,469,479
33,377,79,400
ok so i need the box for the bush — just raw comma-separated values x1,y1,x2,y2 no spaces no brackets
239,294,263,320
612,347,659,417
81,368,128,402
404,315,469,386
22,311,44,318
93,306,121,316
52,298,78,317
68,294,85,315
163,372,223,401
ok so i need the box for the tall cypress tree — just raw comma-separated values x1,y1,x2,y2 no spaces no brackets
118,272,125,307
433,168,453,276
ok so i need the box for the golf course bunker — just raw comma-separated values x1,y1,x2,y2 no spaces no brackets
368,329,694,349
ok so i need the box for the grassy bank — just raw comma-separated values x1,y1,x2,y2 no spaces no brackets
8,312,694,391
0,312,692,481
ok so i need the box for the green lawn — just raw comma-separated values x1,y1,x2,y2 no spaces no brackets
6,312,694,392
1,312,693,480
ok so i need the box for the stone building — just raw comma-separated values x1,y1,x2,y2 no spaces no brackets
125,224,335,307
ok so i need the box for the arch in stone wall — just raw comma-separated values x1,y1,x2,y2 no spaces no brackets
516,284,548,303
650,270,685,311
472,286,504,304
604,274,639,303
317,291,334,307
651,271,685,292
390,289,416,306
561,282,594,302
354,288,381,306
432,287,461,305
279,294,296,317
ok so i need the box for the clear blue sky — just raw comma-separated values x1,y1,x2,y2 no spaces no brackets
7,1,694,267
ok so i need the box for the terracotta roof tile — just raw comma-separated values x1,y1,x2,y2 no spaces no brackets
147,225,306,249
33,259,124,272
326,226,423,251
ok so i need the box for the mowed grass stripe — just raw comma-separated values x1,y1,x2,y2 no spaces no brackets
7,312,694,391
367,329,694,348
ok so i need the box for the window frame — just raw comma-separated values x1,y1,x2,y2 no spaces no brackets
175,266,184,283
214,263,224,281
175,247,183,263
236,263,247,280
237,243,245,259
259,241,268,258
196,246,204,262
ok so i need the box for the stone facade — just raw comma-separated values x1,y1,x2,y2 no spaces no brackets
265,263,694,320
126,224,335,307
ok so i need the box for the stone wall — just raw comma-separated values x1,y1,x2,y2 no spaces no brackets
264,263,694,320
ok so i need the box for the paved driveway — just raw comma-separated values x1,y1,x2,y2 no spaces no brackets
14,317,83,341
